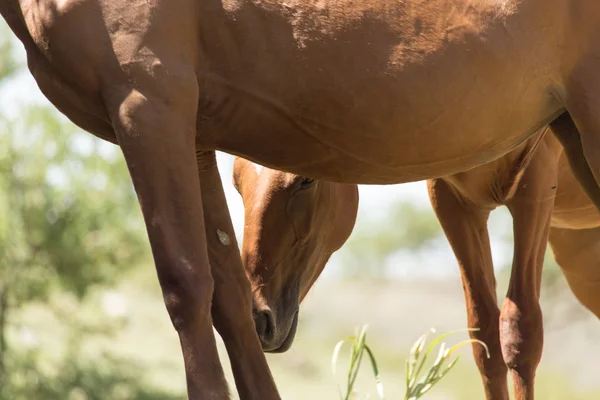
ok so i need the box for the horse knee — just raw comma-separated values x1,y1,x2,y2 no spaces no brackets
162,269,215,332
500,300,543,375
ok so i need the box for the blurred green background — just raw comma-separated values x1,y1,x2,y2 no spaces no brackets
1,20,600,400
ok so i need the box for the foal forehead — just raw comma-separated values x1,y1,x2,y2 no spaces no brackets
250,162,296,182
245,162,300,194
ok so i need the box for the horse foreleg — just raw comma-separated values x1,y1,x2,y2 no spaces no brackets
196,150,280,400
427,179,508,400
502,140,558,400
108,79,229,399
549,226,600,319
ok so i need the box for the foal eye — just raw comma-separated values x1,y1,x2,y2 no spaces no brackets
299,177,314,189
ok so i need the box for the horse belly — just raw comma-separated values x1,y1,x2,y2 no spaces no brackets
214,97,561,185
210,57,562,184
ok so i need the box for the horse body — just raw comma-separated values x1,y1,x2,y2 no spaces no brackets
4,0,600,398
199,0,565,183
5,0,572,182
198,0,574,183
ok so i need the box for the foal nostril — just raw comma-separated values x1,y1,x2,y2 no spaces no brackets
253,309,276,342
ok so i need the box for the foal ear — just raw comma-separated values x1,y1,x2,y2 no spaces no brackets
232,157,257,195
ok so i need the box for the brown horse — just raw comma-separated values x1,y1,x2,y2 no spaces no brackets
4,1,600,398
234,118,600,400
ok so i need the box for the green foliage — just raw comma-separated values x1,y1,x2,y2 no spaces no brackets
332,326,489,400
0,106,147,302
403,328,488,399
332,325,383,400
0,29,19,82
1,303,183,400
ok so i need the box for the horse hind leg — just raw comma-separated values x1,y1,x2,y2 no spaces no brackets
502,139,559,400
427,179,509,400
550,112,600,210
553,60,600,212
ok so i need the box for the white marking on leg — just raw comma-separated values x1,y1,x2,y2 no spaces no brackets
217,229,231,246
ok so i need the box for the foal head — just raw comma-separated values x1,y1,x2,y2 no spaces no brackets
233,157,359,352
